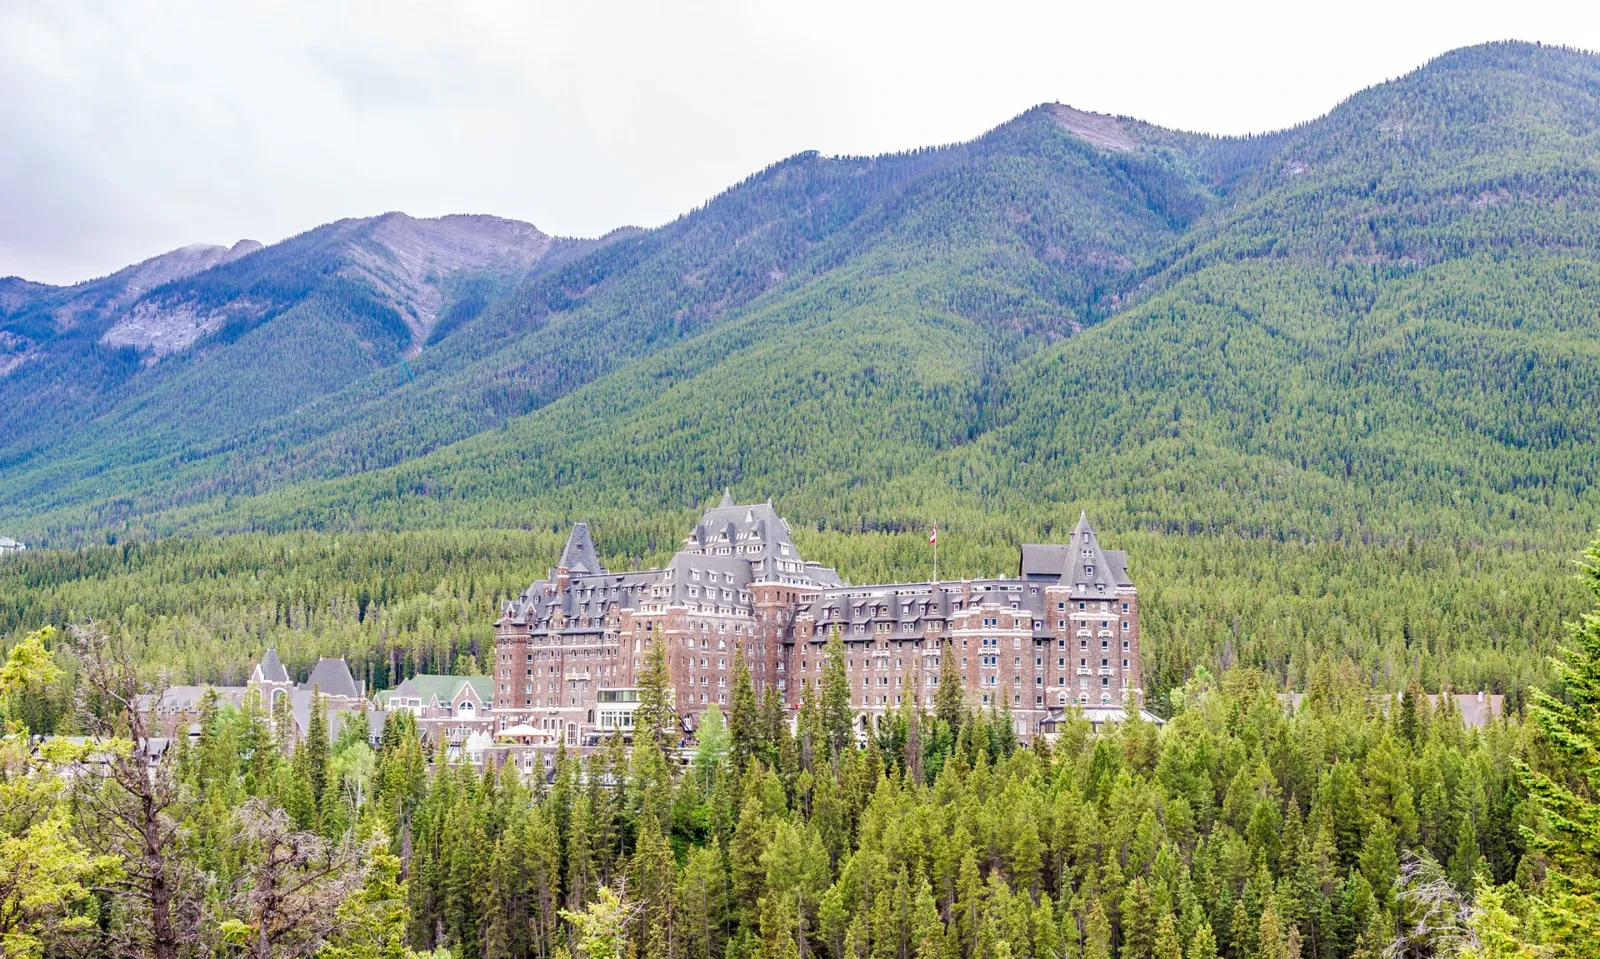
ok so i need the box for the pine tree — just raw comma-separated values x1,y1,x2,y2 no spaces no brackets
679,845,729,959
821,629,855,763
319,770,349,839
1228,899,1253,959
303,689,330,798
445,793,486,955
320,848,412,959
637,628,679,763
903,691,925,786
567,793,596,915
760,685,798,783
797,675,822,774
911,877,945,959
935,640,965,734
1084,898,1114,959
1358,819,1399,911
1449,808,1482,892
1519,538,1600,956
1154,913,1184,959
1257,897,1286,959
562,885,634,959
1398,683,1422,745
1461,876,1540,959
1187,922,1220,959
1121,877,1157,959
631,814,678,957
730,775,770,922
729,648,761,775
482,835,524,959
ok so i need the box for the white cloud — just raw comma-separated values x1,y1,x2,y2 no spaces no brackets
2,0,1596,284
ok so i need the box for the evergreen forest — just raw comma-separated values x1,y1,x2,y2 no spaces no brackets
3,545,1600,958
1,38,1600,959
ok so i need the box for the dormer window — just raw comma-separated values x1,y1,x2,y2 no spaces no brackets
1085,565,1094,576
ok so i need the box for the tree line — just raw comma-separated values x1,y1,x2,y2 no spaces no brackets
2,536,1598,957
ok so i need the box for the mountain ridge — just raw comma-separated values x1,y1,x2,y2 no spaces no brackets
2,40,1597,552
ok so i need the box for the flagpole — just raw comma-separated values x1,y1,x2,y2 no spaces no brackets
932,523,938,586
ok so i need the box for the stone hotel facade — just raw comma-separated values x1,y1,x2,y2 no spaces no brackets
494,495,1142,744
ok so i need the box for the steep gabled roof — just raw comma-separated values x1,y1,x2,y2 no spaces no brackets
558,522,606,575
1018,512,1133,590
306,657,361,700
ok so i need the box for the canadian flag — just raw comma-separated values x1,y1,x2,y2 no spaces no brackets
929,525,938,545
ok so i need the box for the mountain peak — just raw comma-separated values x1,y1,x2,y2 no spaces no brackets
1048,104,1141,152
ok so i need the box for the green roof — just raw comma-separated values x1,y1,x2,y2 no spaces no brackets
378,674,493,707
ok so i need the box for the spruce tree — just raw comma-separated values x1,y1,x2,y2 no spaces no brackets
319,849,412,959
565,793,595,915
631,814,678,955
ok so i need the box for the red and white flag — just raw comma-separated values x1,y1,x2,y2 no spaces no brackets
929,525,937,545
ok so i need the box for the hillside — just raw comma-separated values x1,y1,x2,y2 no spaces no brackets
0,41,1596,559
0,212,584,477
0,104,1244,540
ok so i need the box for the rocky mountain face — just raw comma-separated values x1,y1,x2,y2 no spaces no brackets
1,213,557,366
0,212,583,477
93,214,560,357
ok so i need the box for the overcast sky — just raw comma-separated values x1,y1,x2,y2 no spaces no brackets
3,0,1597,285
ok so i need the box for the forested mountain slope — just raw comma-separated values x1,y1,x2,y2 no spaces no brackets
1,42,1596,557
1,103,1250,541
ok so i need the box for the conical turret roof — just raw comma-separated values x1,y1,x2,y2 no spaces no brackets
255,648,289,684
